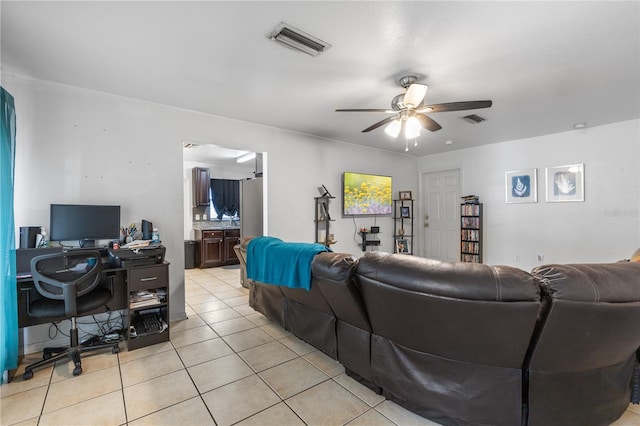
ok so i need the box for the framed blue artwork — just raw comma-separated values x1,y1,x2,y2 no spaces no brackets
505,168,538,203
546,164,585,202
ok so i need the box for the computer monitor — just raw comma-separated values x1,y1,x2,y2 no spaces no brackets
50,204,121,247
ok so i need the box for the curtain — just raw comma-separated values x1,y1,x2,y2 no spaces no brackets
210,179,240,219
1,87,17,384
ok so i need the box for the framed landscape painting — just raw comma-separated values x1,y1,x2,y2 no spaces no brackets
505,169,537,203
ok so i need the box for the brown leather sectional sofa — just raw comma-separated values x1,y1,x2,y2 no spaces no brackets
236,238,640,426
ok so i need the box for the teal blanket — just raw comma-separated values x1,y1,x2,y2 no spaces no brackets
246,236,331,291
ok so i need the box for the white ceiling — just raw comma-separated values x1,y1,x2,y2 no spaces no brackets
2,1,639,159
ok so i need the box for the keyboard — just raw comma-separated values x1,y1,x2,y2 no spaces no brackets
133,313,165,336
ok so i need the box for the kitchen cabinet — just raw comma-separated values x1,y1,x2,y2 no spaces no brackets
195,228,240,268
193,167,210,207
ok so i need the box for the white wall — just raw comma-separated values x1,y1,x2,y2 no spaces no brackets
418,119,640,271
6,73,418,352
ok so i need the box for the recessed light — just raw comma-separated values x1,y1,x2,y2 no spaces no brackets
445,140,453,145
573,123,587,129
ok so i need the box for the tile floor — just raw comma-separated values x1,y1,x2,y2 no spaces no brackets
1,266,640,426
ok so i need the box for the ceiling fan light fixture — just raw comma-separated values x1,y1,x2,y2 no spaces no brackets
385,119,402,138
269,22,330,57
405,116,421,139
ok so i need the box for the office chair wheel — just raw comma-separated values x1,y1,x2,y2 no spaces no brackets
42,351,52,360
23,370,33,380
73,366,82,376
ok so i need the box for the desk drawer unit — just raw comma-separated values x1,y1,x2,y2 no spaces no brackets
128,264,168,292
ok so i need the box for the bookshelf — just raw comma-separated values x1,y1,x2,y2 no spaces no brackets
460,201,483,263
393,199,414,255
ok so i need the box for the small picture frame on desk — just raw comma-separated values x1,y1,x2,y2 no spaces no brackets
399,190,412,200
395,238,409,253
400,206,411,218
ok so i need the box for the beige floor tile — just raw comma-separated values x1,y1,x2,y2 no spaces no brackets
611,410,640,426
222,327,275,352
628,404,640,415
199,282,232,293
43,365,121,413
285,380,369,425
375,400,438,425
259,358,328,399
239,341,299,372
185,292,219,305
210,284,238,295
170,315,207,332
176,337,234,367
215,289,246,300
236,402,305,426
117,340,174,364
187,353,253,393
199,307,241,324
120,349,183,387
303,350,344,377
184,305,196,317
348,409,397,425
170,324,218,348
201,375,281,425
0,354,52,397
51,349,119,383
124,369,199,421
39,390,126,425
333,373,385,407
236,305,262,317
279,335,316,356
0,385,48,425
184,286,209,299
261,322,292,339
190,299,230,314
210,317,257,337
223,295,249,307
7,416,39,426
128,396,215,425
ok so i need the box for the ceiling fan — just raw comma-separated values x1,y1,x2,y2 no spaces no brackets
336,75,492,149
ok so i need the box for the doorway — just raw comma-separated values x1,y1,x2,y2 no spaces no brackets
420,169,460,261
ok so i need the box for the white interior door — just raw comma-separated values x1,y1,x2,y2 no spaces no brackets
421,169,460,261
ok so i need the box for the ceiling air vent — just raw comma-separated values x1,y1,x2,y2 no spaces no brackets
269,22,330,57
461,114,487,124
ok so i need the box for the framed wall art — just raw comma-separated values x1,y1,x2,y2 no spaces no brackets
505,169,538,203
545,164,584,202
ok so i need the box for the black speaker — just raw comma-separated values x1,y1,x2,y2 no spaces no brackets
142,220,153,240
19,226,41,249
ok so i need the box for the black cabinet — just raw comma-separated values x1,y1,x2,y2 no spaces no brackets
126,263,170,351
192,167,210,207
223,229,240,265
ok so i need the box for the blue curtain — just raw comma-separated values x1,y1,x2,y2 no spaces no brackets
1,87,17,384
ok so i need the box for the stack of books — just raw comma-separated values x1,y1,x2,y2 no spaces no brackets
461,195,479,204
129,289,166,309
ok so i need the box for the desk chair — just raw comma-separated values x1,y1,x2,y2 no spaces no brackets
23,250,119,380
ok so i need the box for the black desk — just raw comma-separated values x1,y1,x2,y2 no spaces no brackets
18,263,129,328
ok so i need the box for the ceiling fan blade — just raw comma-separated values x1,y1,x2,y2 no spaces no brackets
362,116,398,133
418,100,492,113
403,84,428,108
336,108,395,113
416,114,442,132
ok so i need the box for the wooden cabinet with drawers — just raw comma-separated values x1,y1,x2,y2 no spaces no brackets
195,228,240,268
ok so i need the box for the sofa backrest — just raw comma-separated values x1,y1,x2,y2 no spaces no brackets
357,252,541,368
312,252,369,331
526,262,640,426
